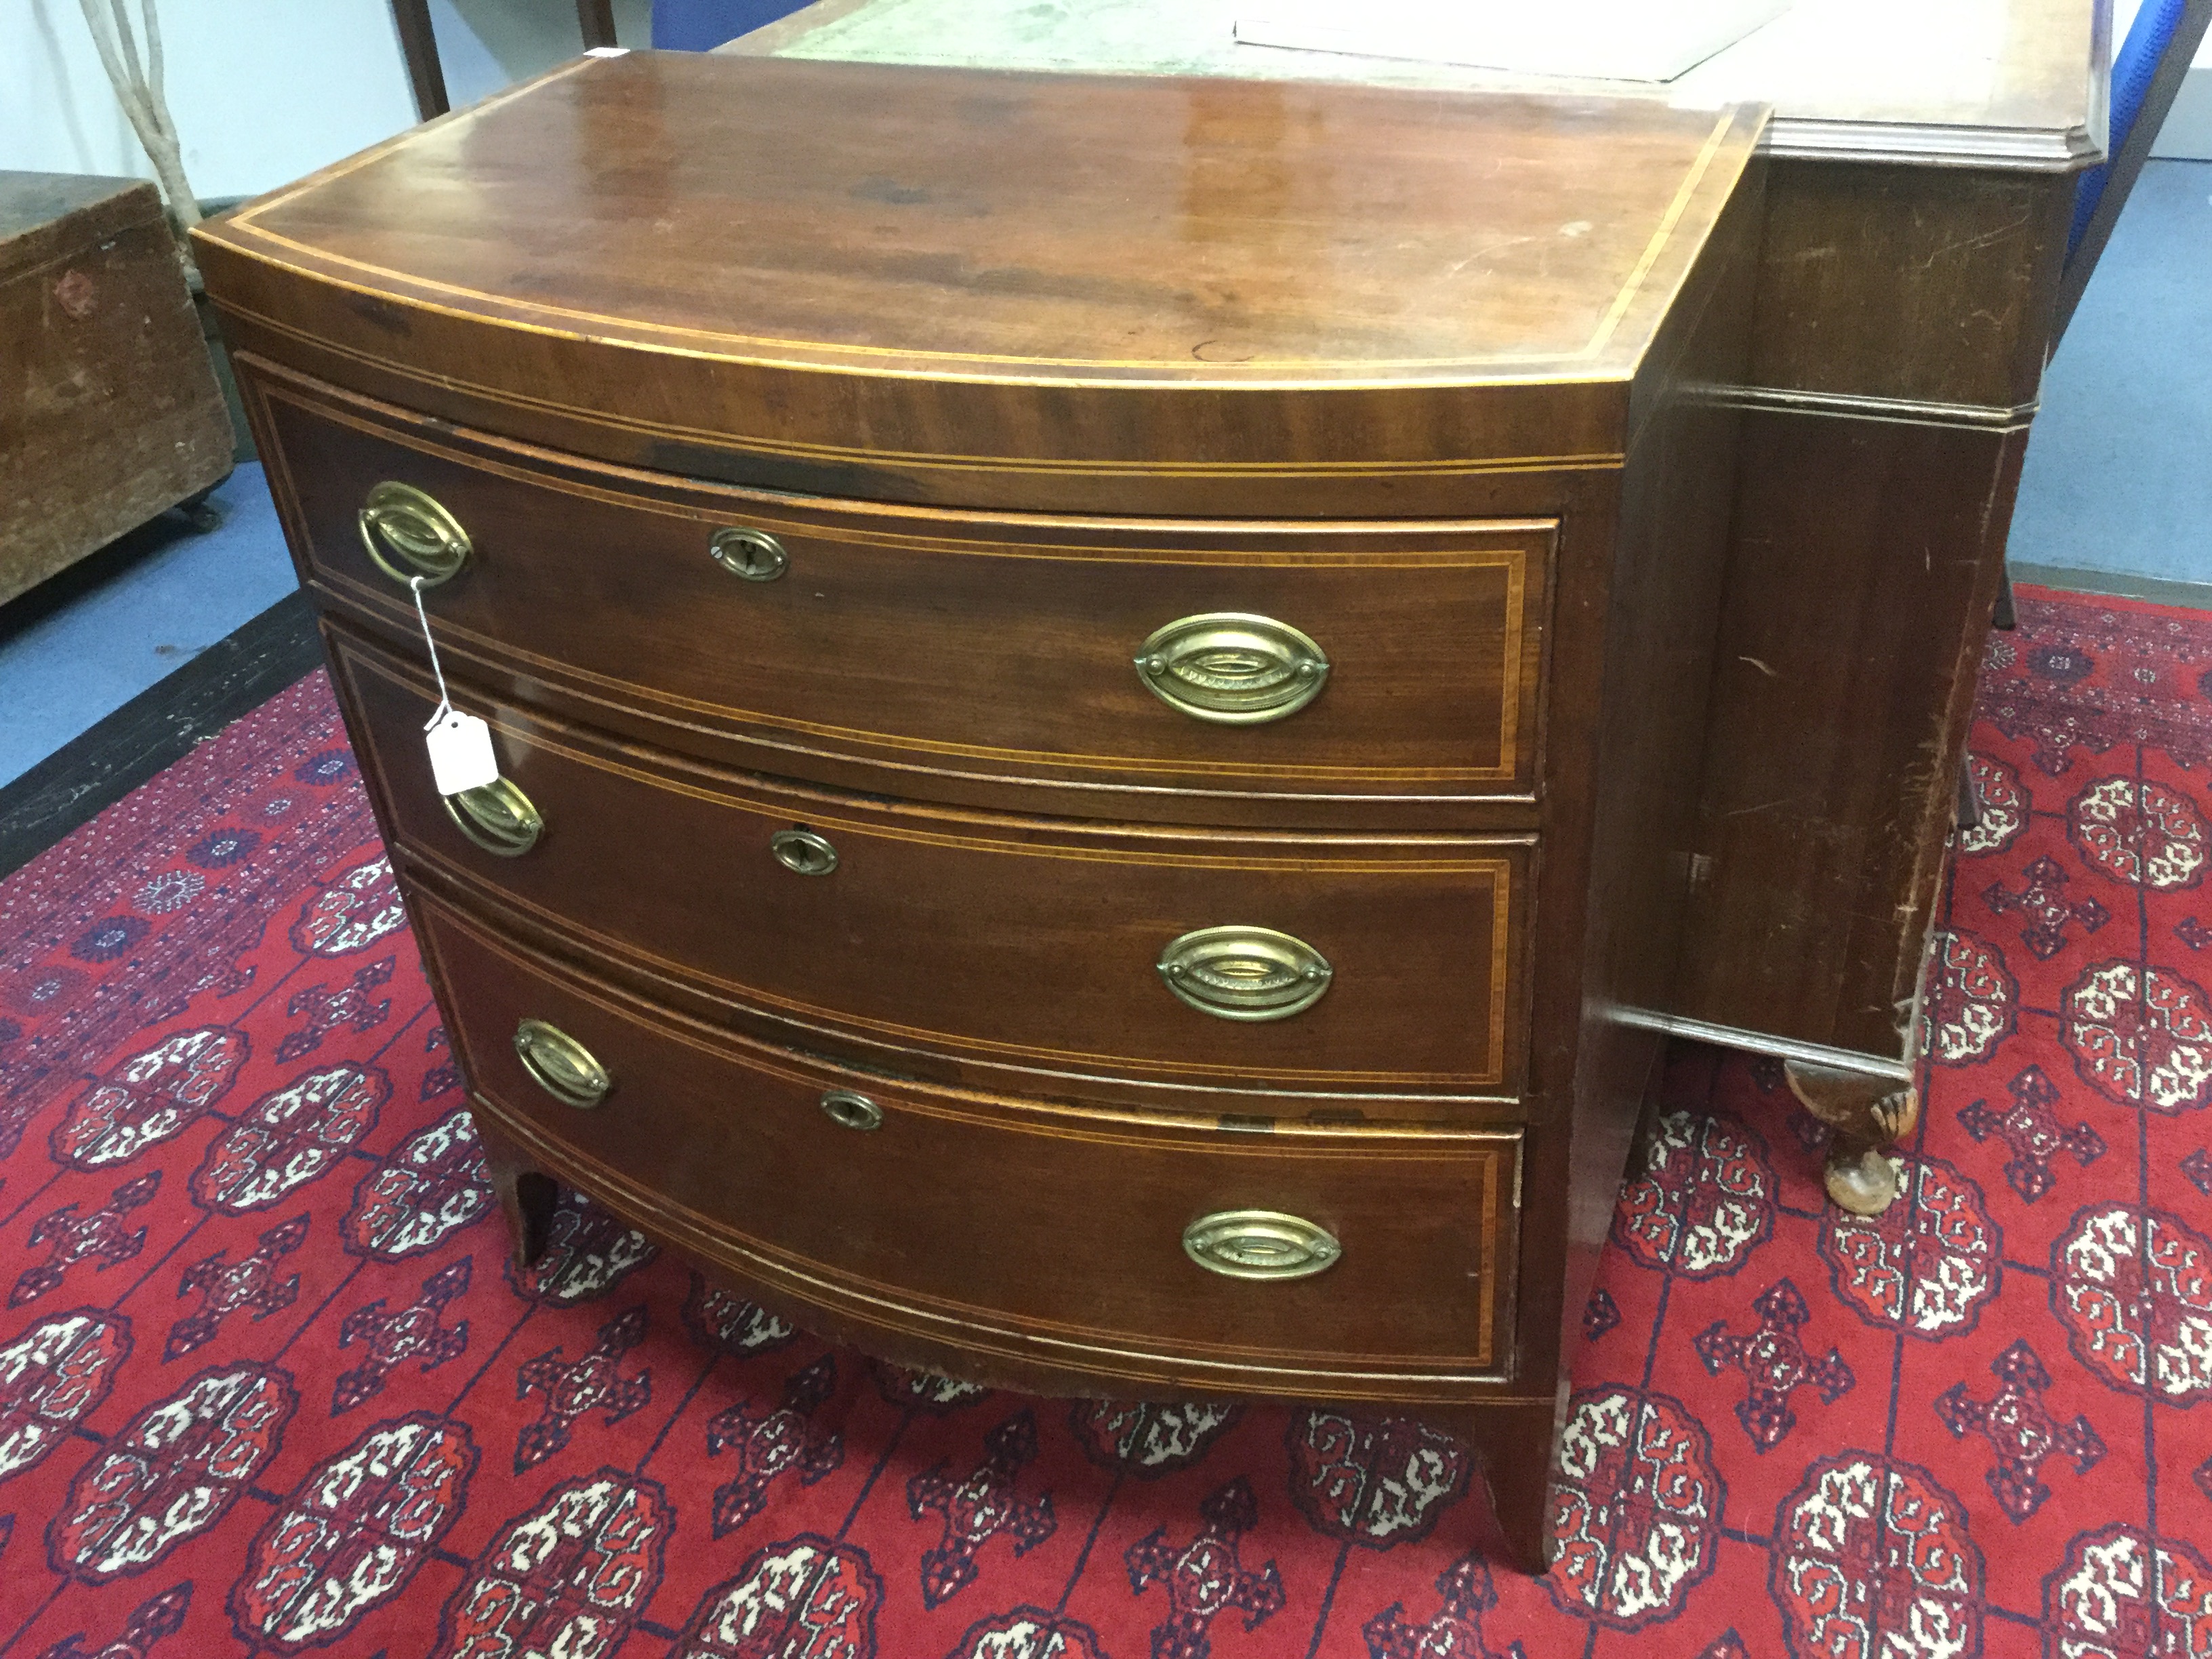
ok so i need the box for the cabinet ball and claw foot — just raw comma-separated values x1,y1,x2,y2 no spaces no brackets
1784,1060,1923,1216
194,52,1769,1575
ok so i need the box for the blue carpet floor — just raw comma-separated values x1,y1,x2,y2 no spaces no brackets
0,463,298,788
2010,159,2212,586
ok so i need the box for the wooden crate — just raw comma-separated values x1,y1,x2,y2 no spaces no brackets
0,172,233,607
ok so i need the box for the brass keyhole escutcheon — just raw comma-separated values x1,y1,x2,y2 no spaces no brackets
441,776,543,857
513,1019,611,1109
359,481,471,586
770,828,838,876
710,527,790,581
1183,1210,1341,1280
1134,613,1329,724
1156,925,1333,1021
819,1090,883,1132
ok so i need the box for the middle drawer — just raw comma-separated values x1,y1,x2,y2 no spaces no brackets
332,624,1529,1105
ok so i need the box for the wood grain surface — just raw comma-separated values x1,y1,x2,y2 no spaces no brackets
202,52,1754,382
335,624,1534,1101
192,54,1761,503
1680,411,2030,1059
256,365,1555,816
3,171,231,605
420,889,1523,1397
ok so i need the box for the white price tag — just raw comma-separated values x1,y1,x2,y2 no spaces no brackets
425,708,499,796
407,573,499,797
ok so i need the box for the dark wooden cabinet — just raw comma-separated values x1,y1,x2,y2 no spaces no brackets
2,172,232,605
196,50,1765,1572
728,0,2112,1224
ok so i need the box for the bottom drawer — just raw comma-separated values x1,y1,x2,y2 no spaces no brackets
417,893,1519,1395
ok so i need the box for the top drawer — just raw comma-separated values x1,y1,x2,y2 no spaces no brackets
248,364,1552,823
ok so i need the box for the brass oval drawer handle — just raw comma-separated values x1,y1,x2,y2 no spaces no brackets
441,776,543,857
710,527,790,581
1157,925,1332,1021
819,1089,883,1132
1184,1210,1341,1280
1134,613,1330,724
359,481,471,586
513,1019,611,1109
769,828,838,876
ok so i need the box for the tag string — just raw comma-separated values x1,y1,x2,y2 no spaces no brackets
410,575,454,727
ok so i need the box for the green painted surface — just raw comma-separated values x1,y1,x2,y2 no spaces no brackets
775,0,1512,89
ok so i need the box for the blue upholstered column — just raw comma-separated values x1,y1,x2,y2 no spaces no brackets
652,0,811,51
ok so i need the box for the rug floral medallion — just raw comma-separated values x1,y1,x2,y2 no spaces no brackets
0,585,2207,1658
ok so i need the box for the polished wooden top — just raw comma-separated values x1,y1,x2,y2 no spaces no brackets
733,0,2104,169
195,50,1760,390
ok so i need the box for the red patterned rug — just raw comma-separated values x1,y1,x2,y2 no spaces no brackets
0,583,2207,1659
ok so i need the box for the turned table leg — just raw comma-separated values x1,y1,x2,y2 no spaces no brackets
1784,1061,1920,1216
471,1108,556,1271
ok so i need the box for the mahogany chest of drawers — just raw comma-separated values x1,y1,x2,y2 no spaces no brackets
195,51,1765,1572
